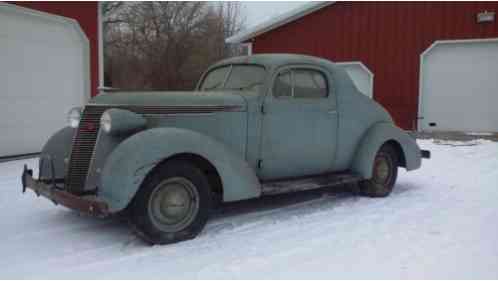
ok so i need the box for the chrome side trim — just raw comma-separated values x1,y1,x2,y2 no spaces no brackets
142,113,217,118
85,103,245,112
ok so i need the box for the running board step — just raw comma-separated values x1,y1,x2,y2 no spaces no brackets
261,172,362,196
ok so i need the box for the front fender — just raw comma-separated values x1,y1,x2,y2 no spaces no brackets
352,122,422,179
39,127,75,180
100,127,261,212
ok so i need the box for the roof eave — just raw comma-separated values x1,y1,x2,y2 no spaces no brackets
226,1,334,44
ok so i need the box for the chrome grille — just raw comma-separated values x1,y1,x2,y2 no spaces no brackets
66,106,108,193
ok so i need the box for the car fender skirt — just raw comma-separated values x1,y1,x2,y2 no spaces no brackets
100,128,261,212
352,122,422,179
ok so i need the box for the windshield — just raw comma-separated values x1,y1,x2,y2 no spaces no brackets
200,65,266,92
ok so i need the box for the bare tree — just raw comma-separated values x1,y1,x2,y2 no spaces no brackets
103,2,246,90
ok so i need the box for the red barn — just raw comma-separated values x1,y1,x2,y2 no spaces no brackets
227,2,498,132
0,2,100,157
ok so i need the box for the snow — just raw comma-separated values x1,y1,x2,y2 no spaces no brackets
1,139,498,279
466,132,494,136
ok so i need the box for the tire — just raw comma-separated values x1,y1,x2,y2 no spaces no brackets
130,160,212,245
359,143,399,197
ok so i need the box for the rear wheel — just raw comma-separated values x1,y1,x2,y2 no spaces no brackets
130,160,212,245
359,143,399,197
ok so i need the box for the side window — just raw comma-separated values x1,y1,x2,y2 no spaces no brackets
293,69,328,98
273,71,292,98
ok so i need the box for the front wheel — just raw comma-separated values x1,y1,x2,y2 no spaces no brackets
359,143,399,197
130,160,212,245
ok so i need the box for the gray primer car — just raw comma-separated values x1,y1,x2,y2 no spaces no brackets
22,54,430,244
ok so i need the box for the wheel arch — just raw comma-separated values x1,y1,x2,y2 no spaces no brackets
100,127,261,213
384,139,407,168
148,153,223,203
352,122,421,179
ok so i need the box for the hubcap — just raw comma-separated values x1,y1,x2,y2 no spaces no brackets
148,177,199,232
373,155,392,185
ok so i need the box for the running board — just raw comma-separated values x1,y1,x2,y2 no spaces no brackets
261,172,362,196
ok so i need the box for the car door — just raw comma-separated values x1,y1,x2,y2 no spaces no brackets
258,65,338,180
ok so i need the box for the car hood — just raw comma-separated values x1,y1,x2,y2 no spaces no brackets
88,90,248,111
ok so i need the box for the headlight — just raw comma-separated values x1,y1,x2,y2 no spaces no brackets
100,111,112,133
67,107,82,128
100,109,146,136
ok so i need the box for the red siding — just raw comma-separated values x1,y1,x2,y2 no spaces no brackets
252,2,498,129
11,2,99,97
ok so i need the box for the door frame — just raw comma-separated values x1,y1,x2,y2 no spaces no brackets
258,63,338,179
417,37,498,131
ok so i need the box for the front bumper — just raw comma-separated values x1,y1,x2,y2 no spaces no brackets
21,165,109,217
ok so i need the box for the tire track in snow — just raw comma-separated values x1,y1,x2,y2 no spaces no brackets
24,192,344,278
59,192,362,278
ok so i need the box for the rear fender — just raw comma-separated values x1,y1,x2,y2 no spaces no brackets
100,127,261,212
352,122,421,179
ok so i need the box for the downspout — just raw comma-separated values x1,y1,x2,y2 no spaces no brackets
97,1,104,92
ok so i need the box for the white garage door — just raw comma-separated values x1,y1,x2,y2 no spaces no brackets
419,39,498,133
337,62,373,98
0,4,89,157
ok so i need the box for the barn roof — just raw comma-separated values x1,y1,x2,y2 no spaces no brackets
226,1,333,44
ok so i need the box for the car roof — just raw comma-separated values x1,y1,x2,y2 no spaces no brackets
211,53,338,72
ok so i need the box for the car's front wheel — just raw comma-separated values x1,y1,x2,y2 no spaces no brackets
359,143,399,197
130,160,212,245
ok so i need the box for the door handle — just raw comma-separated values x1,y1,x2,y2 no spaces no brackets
328,110,337,115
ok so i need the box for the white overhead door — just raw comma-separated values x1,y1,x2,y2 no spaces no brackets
337,62,373,98
419,39,498,133
0,4,89,157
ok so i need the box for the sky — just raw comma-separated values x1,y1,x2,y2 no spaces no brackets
240,1,309,28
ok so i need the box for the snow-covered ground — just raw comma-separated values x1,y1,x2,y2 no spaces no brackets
1,139,497,279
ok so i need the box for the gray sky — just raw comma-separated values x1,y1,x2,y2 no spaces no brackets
240,1,309,28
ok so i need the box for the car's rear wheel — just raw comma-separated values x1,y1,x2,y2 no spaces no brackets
130,160,212,245
359,143,398,197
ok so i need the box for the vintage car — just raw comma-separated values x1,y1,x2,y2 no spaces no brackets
22,54,430,244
